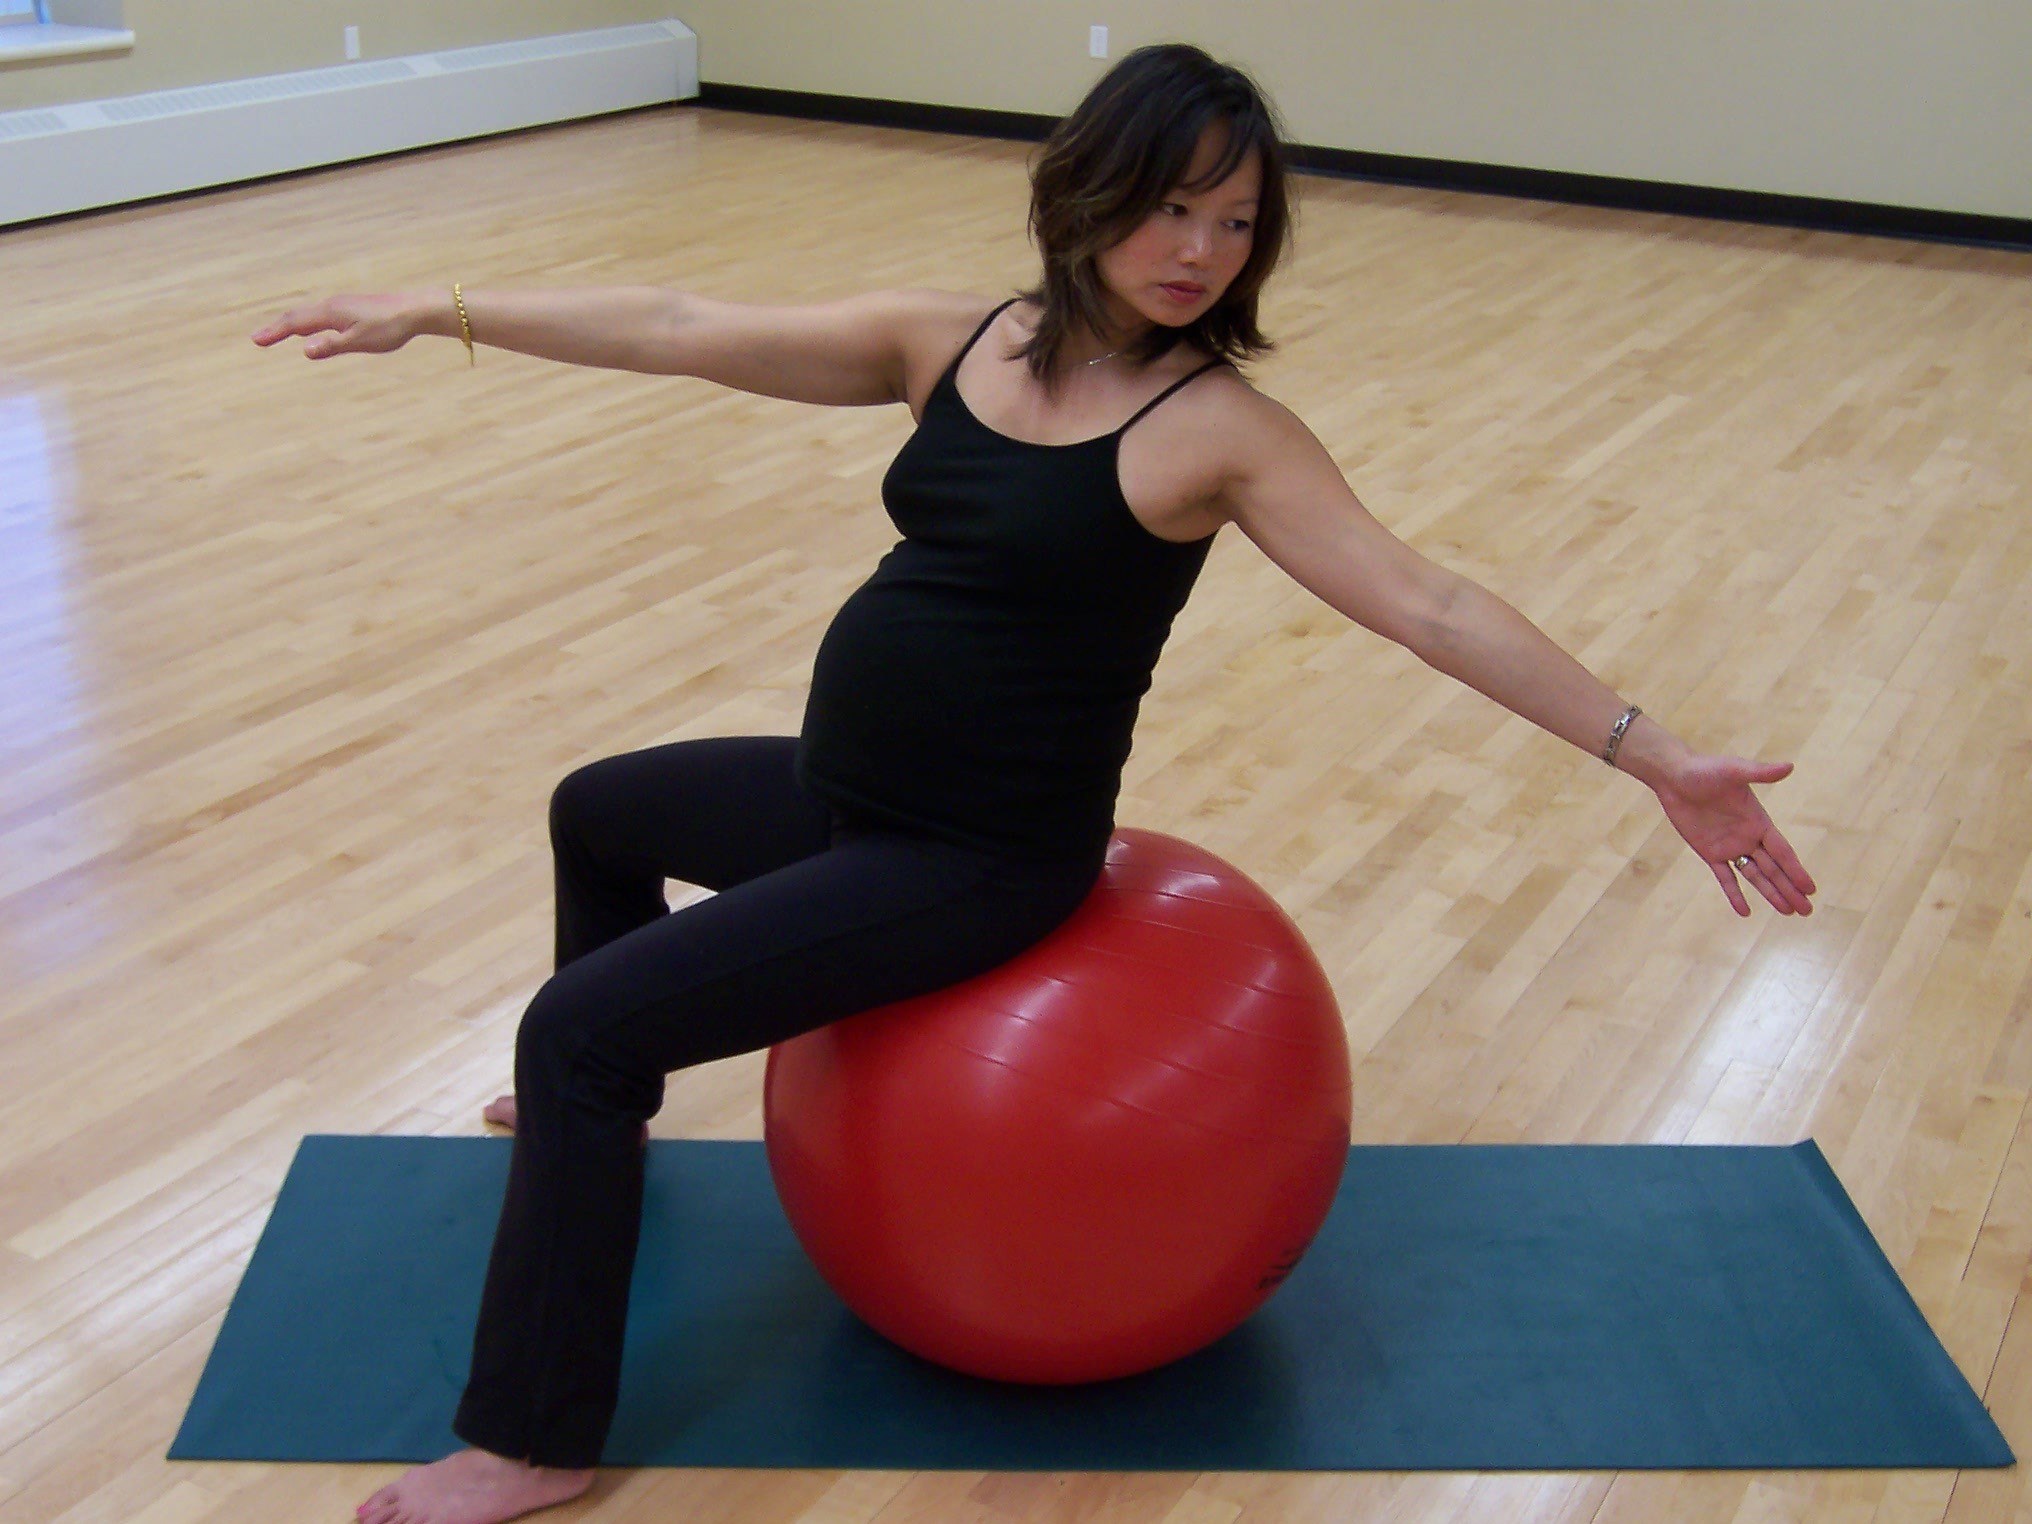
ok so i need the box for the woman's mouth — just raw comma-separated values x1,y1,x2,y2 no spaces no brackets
1160,282,1205,303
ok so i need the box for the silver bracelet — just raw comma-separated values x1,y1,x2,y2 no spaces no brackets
1602,704,1642,767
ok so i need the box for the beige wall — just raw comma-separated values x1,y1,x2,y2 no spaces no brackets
6,1,2026,221
0,0,673,107
675,0,2030,221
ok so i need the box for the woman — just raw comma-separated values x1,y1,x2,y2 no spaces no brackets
254,42,1815,1524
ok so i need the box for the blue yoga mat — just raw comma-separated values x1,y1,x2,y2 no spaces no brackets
169,1135,2012,1471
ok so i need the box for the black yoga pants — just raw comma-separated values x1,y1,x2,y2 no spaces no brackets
449,735,1105,1468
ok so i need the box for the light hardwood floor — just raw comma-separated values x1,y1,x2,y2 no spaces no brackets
3,100,2030,1522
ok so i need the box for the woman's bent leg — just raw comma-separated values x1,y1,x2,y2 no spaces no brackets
547,735,834,969
452,826,1102,1468
500,735,833,1133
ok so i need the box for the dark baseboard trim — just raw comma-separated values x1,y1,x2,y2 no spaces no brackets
700,82,1058,146
697,82,2032,255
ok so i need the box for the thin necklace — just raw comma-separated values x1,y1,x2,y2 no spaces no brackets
1083,348,1122,367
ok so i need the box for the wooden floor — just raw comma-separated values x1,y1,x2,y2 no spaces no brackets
3,100,2030,1522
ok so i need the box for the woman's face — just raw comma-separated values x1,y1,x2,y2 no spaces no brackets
1095,123,1261,338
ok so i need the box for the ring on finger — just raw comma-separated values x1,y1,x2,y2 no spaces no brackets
1731,854,1755,870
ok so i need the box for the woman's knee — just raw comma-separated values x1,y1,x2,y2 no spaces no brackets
515,975,661,1115
548,757,628,851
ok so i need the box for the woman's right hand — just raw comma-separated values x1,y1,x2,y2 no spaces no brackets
251,292,431,360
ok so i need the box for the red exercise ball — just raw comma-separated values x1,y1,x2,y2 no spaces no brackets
763,827,1352,1385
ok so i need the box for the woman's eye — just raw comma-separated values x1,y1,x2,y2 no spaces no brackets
1160,204,1251,232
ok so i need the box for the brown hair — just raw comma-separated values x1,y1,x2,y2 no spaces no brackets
1009,43,1296,393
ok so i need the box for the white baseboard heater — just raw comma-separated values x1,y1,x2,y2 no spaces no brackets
0,18,698,227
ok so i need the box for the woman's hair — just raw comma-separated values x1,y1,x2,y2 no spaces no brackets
1009,42,1296,391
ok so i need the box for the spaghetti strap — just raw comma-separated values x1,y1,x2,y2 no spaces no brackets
938,298,1019,392
1118,359,1229,436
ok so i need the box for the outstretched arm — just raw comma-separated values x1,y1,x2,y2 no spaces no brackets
251,287,684,372
250,285,969,406
1212,389,1816,919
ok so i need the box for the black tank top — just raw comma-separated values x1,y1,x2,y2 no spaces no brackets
794,297,1229,861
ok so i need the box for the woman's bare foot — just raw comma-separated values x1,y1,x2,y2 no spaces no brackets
356,1446,593,1524
481,1094,519,1130
482,1094,649,1147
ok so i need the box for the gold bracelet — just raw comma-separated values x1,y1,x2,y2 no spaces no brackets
1602,703,1642,767
453,282,474,366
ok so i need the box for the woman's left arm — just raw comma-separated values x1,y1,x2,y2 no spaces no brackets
1211,389,1816,918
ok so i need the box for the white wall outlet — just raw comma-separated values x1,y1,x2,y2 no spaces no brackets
343,25,360,60
1089,25,1107,59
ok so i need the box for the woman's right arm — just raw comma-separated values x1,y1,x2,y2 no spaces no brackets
251,286,957,409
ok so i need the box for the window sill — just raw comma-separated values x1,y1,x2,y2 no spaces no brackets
0,23,134,65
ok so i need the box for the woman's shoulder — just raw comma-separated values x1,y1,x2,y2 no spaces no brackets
1157,345,1270,433
894,288,1011,349
1121,357,1308,514
888,290,1014,408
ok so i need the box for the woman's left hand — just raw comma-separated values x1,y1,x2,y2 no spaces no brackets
1650,754,1817,917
